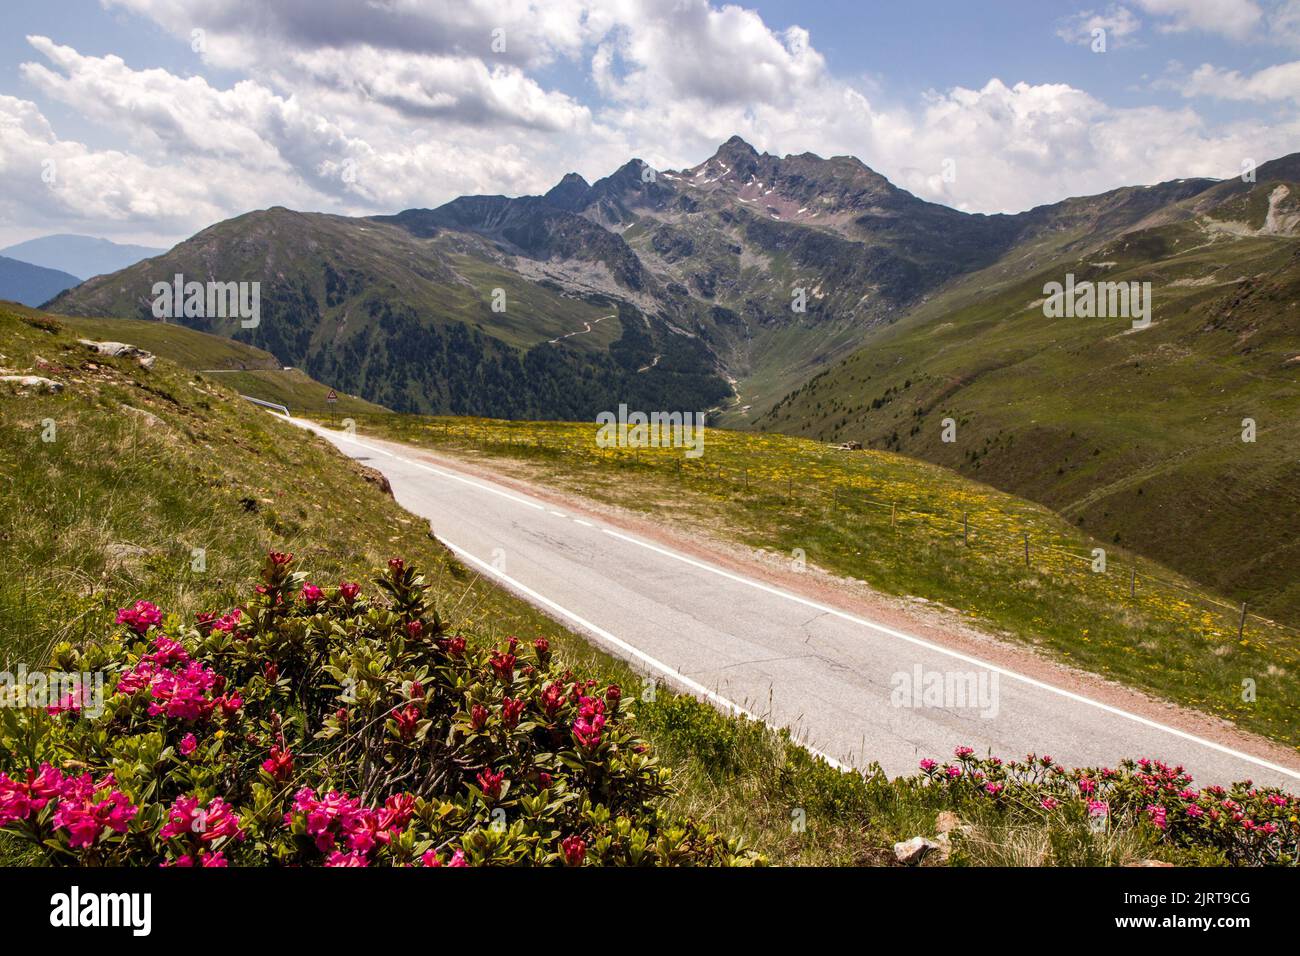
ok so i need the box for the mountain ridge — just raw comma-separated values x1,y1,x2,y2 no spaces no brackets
42,135,1300,618
46,136,1294,423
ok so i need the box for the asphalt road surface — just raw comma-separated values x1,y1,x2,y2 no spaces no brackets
294,418,1300,789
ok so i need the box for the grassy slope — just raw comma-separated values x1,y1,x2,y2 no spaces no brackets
440,247,622,353
755,216,1300,624
53,313,384,416
343,414,1300,751
53,313,281,370
45,211,692,370
47,212,733,420
7,305,1197,866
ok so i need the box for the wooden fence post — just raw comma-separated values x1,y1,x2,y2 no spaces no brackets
963,512,969,546
1238,602,1248,640
1023,533,1030,568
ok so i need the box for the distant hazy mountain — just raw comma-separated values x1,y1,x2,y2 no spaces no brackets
0,234,165,281
0,254,80,306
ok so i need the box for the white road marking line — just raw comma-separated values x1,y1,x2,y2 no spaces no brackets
549,510,567,518
442,538,847,771
294,419,1300,781
293,421,545,512
597,525,1300,781
574,519,594,528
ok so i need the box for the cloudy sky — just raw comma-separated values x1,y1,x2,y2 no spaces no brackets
0,0,1296,246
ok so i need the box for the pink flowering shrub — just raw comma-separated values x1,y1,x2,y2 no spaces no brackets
0,764,136,859
919,748,1300,866
0,553,759,867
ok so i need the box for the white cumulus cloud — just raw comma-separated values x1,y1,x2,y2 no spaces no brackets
0,0,1294,245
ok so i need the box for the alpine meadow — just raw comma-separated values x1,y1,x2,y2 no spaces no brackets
1,0,1298,932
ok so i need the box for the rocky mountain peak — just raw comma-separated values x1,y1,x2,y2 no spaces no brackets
543,172,592,211
716,134,758,157
701,135,761,180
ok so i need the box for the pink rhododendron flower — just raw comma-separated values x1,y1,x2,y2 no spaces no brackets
421,848,468,867
420,849,440,867
261,746,293,782
300,583,324,605
561,835,586,866
46,689,85,715
45,770,138,849
211,608,243,634
477,768,504,800
286,787,412,864
0,766,65,826
179,733,198,756
572,695,606,749
159,796,243,843
115,641,234,724
393,704,419,739
325,850,369,867
490,651,515,683
379,793,415,832
502,696,525,729
540,682,566,717
163,849,227,867
116,600,163,635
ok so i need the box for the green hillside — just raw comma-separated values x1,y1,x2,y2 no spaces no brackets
47,138,1245,428
758,169,1300,624
343,413,1300,750
3,303,1296,867
45,207,731,420
54,313,281,370
54,313,384,416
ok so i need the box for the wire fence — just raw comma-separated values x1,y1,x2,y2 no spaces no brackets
342,415,1300,654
